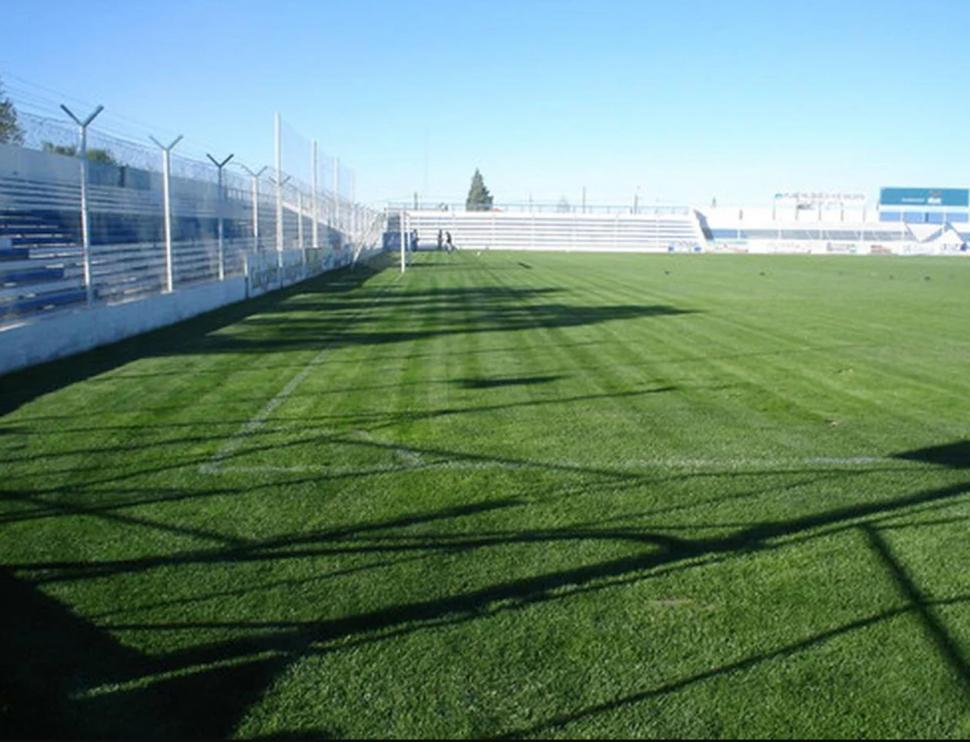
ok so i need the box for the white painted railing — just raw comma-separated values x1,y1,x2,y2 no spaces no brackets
0,142,386,327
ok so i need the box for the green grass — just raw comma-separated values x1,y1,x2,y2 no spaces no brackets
2,249,970,739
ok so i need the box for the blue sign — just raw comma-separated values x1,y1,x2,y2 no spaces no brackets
880,187,969,208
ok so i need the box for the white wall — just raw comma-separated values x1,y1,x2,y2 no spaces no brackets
0,277,248,376
0,243,378,376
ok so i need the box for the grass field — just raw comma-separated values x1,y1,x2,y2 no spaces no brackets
2,249,970,739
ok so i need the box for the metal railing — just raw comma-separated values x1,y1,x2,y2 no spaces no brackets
0,106,385,325
390,199,692,216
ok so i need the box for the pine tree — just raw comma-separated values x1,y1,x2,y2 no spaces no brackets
0,78,25,146
465,168,493,211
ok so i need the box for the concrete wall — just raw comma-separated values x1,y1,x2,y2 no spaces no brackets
0,244,380,376
0,277,247,376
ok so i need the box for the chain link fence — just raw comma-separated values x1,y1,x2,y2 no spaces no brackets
0,99,385,324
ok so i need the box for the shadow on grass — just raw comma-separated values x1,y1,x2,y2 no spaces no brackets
895,441,970,469
454,375,564,389
0,565,289,740
0,258,391,417
498,592,970,739
0,255,694,417
4,441,970,737
4,246,968,737
0,384,676,472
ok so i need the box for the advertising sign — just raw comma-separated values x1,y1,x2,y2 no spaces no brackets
774,192,866,208
879,188,969,207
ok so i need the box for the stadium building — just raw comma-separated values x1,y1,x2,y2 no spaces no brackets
700,187,970,255
399,187,970,256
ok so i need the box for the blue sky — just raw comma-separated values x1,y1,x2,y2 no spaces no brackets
3,0,968,207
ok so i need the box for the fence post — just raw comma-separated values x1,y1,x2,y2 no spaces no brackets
60,104,103,304
150,134,183,293
252,172,259,252
238,164,267,253
351,172,358,244
206,153,233,280
297,190,305,255
269,173,290,280
311,140,319,250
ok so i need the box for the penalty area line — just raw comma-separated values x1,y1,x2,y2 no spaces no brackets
201,454,920,478
201,272,401,474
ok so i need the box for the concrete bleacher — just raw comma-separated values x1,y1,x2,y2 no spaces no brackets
0,211,86,322
401,209,706,253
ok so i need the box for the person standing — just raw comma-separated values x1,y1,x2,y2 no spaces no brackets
445,231,454,252
437,229,443,251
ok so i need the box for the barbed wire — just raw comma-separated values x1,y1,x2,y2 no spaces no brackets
4,71,369,212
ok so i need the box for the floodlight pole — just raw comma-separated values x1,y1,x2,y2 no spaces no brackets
274,112,283,258
237,164,268,251
206,152,234,280
150,134,183,293
311,140,319,249
333,157,340,235
61,104,104,303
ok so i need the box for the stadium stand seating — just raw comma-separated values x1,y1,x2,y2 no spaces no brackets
0,210,86,321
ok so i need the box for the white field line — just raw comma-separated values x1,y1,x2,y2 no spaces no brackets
204,454,921,478
201,274,400,474
72,650,285,701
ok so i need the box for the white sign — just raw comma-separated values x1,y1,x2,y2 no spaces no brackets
773,192,867,207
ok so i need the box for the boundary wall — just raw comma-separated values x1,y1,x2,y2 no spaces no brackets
0,246,380,376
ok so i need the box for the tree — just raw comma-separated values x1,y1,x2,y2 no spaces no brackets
88,148,116,165
42,141,118,165
42,142,77,157
556,196,572,213
0,77,24,145
465,168,493,211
